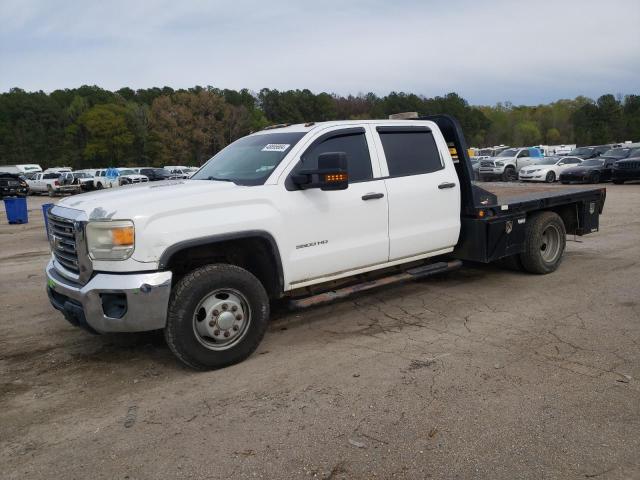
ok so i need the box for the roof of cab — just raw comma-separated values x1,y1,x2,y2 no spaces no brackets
252,119,435,135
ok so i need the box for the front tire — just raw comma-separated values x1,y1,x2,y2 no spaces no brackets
545,171,556,183
164,264,270,370
503,167,517,182
520,211,566,274
591,172,601,183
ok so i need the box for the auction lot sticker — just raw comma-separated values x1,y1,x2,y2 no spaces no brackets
262,144,290,152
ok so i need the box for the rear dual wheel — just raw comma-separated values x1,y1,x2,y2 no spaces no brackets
498,211,566,274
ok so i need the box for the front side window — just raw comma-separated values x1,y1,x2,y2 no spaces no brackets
192,131,306,185
378,129,443,176
518,150,530,158
295,131,373,183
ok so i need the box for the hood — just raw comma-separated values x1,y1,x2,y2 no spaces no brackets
58,179,241,220
615,155,640,164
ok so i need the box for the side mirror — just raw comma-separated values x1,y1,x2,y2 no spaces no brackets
292,152,349,191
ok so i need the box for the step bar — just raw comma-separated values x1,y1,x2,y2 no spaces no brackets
289,260,463,309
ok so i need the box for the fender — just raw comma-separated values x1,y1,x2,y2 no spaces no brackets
157,230,285,293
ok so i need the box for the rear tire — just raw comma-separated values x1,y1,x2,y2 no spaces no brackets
545,171,556,183
520,212,566,274
164,264,270,370
591,172,601,183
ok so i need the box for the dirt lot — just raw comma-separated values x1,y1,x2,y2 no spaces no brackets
1,187,639,479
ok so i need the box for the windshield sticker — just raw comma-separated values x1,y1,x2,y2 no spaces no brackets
262,143,290,152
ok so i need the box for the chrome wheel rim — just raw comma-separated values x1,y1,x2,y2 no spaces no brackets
192,288,251,351
540,224,561,263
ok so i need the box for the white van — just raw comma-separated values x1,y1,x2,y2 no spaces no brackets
0,164,43,174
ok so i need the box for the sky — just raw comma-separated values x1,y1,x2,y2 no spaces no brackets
1,0,639,105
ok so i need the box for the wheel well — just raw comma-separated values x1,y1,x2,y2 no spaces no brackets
164,236,283,299
545,204,578,235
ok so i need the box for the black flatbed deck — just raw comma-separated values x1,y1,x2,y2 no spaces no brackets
473,182,605,210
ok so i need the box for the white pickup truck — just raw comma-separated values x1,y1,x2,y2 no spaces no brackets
45,116,606,370
27,172,81,196
478,147,543,181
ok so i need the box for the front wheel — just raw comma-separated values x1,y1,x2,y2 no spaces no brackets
164,264,270,370
545,171,556,183
591,172,601,183
520,211,566,274
502,167,517,182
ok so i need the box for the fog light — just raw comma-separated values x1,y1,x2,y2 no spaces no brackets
100,293,127,319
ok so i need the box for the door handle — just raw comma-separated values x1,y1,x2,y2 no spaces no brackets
438,182,456,189
361,192,385,201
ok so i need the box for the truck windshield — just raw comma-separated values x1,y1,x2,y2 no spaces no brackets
192,132,306,185
497,148,519,157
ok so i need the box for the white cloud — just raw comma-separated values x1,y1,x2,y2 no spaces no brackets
1,0,638,104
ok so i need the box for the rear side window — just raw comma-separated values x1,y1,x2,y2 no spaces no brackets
378,129,443,176
298,132,373,182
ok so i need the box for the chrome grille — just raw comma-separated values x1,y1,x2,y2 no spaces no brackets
48,213,79,274
480,161,495,167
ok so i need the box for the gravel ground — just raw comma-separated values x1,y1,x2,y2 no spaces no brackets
1,186,639,479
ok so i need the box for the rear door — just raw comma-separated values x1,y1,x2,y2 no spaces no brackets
373,124,461,261
281,126,389,285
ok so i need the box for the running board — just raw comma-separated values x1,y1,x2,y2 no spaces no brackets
289,260,463,310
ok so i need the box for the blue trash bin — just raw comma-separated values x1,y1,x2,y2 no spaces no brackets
42,203,54,236
3,196,29,224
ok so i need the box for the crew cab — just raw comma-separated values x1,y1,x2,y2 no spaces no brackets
44,116,606,370
478,147,543,181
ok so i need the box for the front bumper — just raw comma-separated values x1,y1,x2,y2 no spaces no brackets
519,174,544,181
46,260,172,333
612,169,640,180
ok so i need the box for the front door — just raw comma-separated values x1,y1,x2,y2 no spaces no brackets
281,126,389,286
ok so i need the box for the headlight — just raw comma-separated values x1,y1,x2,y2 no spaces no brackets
86,220,135,260
495,161,504,167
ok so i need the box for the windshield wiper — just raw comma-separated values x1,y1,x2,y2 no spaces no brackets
207,176,234,182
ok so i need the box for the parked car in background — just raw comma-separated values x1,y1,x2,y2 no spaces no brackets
612,150,640,184
559,158,617,184
566,145,612,159
0,172,29,198
598,146,640,165
71,172,95,191
0,164,42,175
138,168,174,181
478,147,543,181
93,169,122,189
27,172,81,196
519,156,583,183
117,168,150,185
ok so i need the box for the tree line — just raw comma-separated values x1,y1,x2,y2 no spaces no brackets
0,85,638,169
